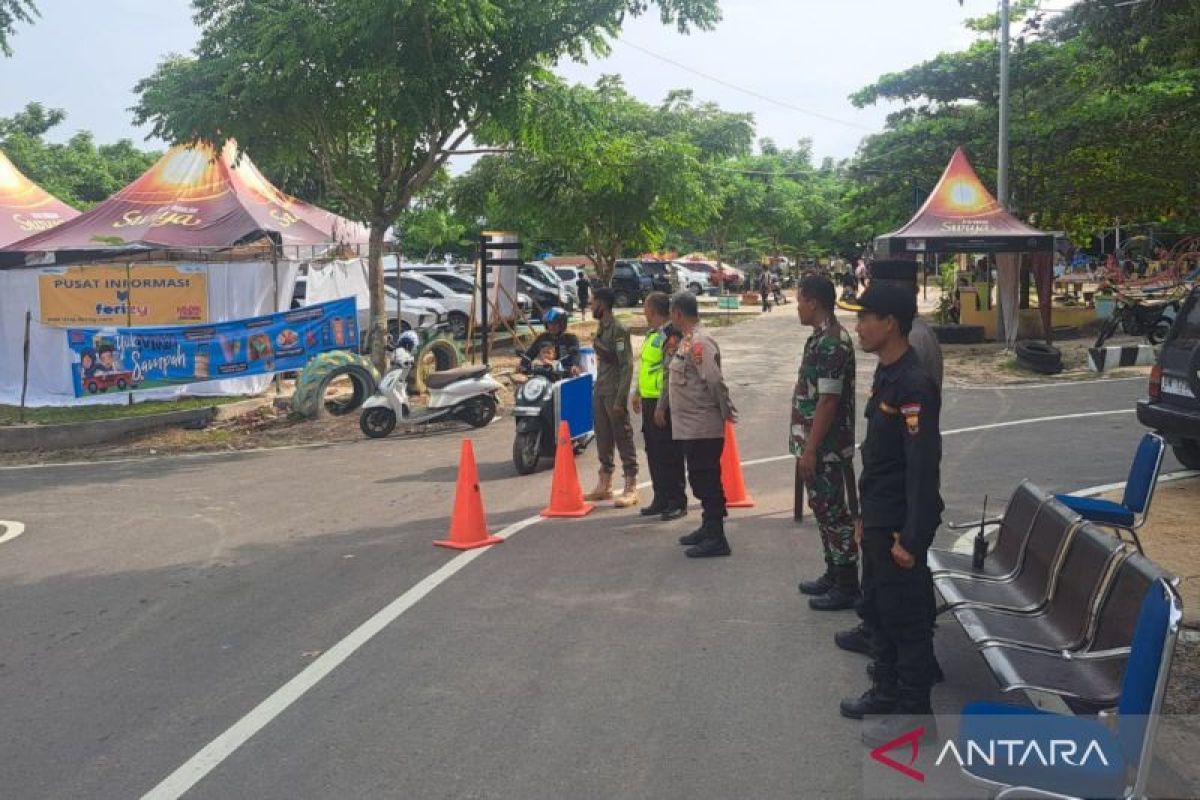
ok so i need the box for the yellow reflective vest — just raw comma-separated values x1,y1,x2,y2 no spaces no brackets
637,327,669,399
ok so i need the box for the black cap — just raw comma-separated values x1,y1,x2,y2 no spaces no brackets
869,259,918,282
838,283,916,327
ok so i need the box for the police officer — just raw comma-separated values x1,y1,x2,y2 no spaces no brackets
836,284,944,745
632,292,687,520
792,275,859,611
656,291,737,558
585,287,640,508
520,307,580,374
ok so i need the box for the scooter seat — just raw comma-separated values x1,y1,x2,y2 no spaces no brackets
425,365,488,389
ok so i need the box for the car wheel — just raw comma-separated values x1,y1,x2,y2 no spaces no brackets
614,290,631,307
1173,440,1200,471
1148,320,1171,346
688,283,702,295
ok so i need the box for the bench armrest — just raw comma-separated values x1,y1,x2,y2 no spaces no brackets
1062,646,1131,661
947,516,1003,532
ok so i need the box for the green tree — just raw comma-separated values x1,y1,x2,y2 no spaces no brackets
133,0,720,369
465,77,753,284
0,103,158,209
0,0,35,56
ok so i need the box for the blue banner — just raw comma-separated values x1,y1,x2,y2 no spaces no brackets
66,298,359,397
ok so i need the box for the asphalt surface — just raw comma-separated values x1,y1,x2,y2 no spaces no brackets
0,306,1176,799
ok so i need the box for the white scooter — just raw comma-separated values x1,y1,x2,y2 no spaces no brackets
360,333,502,439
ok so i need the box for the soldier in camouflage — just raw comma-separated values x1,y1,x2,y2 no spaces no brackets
791,274,860,611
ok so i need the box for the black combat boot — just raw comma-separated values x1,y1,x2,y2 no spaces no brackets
685,519,731,558
834,623,873,656
809,564,861,611
861,684,937,746
678,520,710,546
869,658,945,684
798,559,834,596
660,504,687,521
640,497,666,517
839,665,898,719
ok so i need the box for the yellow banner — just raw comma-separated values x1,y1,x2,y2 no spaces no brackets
38,264,208,327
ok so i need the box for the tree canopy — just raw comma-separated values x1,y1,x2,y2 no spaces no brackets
0,0,36,56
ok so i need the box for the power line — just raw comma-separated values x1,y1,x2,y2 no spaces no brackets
616,38,876,132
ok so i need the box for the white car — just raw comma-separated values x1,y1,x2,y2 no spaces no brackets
292,275,445,343
671,261,712,295
386,271,473,338
403,267,535,318
521,262,573,310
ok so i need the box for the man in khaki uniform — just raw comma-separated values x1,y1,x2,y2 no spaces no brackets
585,287,640,507
656,291,736,558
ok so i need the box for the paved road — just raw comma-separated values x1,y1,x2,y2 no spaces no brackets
0,307,1174,799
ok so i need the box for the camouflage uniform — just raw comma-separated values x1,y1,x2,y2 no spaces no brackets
790,319,857,566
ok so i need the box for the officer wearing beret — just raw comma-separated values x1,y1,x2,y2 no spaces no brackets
837,283,944,745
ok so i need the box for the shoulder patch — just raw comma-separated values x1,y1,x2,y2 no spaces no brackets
691,341,704,364
902,402,921,435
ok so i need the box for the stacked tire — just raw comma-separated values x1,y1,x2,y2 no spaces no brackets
1014,340,1063,375
291,351,380,419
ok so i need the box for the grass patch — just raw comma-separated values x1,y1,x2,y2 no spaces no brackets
0,396,247,426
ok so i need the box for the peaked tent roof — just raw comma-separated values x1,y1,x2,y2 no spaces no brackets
874,147,1053,256
0,150,79,247
1,141,368,266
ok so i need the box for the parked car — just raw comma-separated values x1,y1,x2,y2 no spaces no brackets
670,261,712,295
637,260,674,294
552,265,590,299
518,273,562,319
292,275,445,343
611,260,653,307
526,261,579,310
520,263,573,310
385,270,472,339
419,268,535,317
1137,284,1200,470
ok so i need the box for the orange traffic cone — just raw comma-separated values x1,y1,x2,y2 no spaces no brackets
435,439,503,550
720,419,754,508
541,421,595,518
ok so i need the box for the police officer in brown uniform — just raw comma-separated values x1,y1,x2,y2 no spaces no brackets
656,291,737,558
585,287,640,507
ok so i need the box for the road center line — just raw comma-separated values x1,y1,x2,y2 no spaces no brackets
142,405,1142,798
0,520,25,545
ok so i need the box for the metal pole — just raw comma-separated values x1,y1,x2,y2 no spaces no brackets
19,310,31,423
479,235,490,366
997,0,1011,210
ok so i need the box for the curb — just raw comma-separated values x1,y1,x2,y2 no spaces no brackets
1088,344,1156,372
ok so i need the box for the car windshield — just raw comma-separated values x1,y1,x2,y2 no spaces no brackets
425,273,474,294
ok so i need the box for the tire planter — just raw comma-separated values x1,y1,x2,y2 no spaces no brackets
1014,340,1064,375
408,337,463,395
932,324,985,345
291,351,380,419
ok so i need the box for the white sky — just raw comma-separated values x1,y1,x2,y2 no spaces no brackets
0,0,994,164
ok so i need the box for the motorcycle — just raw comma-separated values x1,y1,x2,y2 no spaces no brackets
511,354,593,474
359,335,501,438
1094,290,1182,349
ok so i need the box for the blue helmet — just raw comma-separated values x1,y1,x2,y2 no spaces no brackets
543,307,568,325
396,330,420,352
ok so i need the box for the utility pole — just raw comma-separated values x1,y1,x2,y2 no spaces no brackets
997,0,1011,210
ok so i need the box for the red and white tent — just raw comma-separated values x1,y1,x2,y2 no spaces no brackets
0,150,79,247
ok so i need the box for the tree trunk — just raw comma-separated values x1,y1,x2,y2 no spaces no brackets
367,222,390,373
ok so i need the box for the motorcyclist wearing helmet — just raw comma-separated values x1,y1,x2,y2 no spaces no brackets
520,307,581,375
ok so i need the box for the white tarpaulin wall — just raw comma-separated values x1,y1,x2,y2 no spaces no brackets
0,260,298,406
995,252,1022,348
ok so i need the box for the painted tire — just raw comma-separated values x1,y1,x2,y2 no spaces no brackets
291,351,380,419
408,337,463,395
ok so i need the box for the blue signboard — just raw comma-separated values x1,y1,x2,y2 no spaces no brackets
555,373,594,439
66,298,358,397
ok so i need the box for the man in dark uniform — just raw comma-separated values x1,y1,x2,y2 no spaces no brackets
576,272,591,309
836,284,944,745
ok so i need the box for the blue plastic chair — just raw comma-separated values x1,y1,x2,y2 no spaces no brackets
1055,433,1166,554
957,579,1182,799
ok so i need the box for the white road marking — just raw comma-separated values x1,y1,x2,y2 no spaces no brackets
0,520,26,545
950,376,1143,391
142,513,543,800
143,404,1148,798
740,408,1137,468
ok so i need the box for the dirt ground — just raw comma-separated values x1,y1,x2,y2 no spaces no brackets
939,329,1151,387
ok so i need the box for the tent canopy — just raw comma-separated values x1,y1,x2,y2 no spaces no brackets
1,141,368,266
0,150,79,247
874,147,1054,256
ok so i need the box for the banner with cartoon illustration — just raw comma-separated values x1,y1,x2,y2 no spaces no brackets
39,264,208,327
65,297,357,397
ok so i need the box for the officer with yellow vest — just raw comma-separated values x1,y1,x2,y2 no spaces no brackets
631,292,687,520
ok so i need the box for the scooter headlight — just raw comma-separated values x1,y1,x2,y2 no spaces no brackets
521,376,551,401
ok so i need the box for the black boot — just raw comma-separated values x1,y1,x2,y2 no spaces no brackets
640,497,666,517
861,684,937,746
868,658,945,684
839,665,898,719
678,520,709,546
834,623,873,656
798,560,834,596
660,504,688,521
809,564,861,611
685,519,731,558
